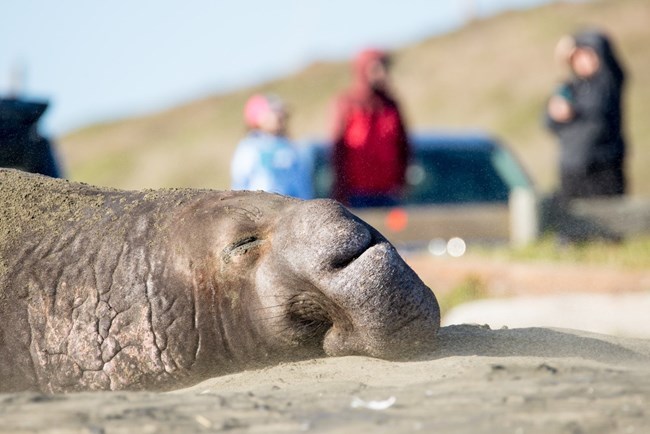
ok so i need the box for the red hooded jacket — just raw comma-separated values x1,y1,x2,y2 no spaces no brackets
331,49,410,204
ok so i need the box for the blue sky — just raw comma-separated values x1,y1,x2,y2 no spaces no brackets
1,0,556,135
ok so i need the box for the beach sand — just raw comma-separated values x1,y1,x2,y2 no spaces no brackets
2,324,649,433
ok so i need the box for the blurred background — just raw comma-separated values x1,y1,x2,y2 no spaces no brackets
2,0,649,335
2,0,647,194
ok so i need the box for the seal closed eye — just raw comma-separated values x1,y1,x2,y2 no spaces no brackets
222,235,263,262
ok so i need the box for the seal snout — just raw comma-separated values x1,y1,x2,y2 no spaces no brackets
271,198,440,362
320,242,441,360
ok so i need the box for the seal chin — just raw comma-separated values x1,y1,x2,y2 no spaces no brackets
321,324,382,358
321,323,413,360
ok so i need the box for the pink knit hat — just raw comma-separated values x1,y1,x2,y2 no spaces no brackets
244,94,286,129
244,94,269,129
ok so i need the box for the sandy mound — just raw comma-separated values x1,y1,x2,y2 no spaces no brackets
444,292,650,339
1,325,649,433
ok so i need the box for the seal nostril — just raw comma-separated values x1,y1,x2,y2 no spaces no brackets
331,248,365,269
331,231,376,269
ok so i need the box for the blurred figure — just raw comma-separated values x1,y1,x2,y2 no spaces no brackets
231,94,312,199
331,49,410,207
0,97,62,178
545,30,627,199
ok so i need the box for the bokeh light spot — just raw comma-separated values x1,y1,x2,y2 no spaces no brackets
447,237,467,257
386,208,408,232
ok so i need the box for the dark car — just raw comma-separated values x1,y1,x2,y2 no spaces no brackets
301,131,534,248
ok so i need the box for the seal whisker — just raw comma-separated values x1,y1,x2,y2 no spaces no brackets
259,313,290,322
253,304,289,311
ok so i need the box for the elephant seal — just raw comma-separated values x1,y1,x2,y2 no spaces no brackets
0,169,440,393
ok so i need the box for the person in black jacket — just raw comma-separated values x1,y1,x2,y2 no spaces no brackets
546,30,627,199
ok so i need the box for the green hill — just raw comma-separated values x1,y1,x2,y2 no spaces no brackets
59,0,650,195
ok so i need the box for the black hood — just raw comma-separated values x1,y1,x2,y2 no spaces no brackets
573,29,625,85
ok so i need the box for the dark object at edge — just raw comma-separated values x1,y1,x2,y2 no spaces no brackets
0,98,62,178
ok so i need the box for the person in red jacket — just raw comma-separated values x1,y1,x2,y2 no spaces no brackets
331,48,410,208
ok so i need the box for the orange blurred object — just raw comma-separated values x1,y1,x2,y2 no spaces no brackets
386,208,408,232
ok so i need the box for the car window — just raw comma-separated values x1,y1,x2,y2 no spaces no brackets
490,146,531,190
405,148,510,204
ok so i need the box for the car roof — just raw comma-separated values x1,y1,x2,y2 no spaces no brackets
302,130,500,151
410,130,498,151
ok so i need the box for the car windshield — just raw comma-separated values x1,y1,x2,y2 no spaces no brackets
405,148,509,204
308,135,531,205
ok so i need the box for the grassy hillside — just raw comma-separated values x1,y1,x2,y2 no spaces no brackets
59,0,650,195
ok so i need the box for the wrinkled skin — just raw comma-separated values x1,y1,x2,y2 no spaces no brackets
0,169,440,393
